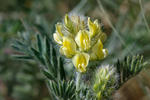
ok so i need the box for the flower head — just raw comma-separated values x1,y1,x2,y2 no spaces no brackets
53,14,108,72
93,65,117,100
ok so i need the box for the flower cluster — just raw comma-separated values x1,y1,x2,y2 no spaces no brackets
53,14,108,72
93,65,117,100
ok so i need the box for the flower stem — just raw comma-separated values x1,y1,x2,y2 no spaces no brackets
76,72,81,91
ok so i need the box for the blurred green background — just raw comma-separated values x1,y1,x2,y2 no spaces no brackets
0,0,150,100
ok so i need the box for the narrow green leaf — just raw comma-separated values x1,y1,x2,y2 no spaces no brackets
14,40,26,47
42,70,55,81
31,47,45,65
46,38,51,59
58,57,66,80
11,44,22,52
37,34,42,54
12,55,33,60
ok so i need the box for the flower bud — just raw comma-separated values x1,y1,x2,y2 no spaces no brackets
93,65,117,100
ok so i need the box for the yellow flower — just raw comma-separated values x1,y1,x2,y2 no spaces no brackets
90,39,108,60
53,23,64,44
56,23,64,37
71,16,86,33
53,33,62,45
59,37,76,58
75,30,90,51
72,52,90,72
88,18,101,38
64,14,73,27
64,14,75,35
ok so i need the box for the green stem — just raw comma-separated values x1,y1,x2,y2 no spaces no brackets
76,72,81,91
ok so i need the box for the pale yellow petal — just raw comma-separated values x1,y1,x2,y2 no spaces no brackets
72,52,90,72
94,19,99,26
56,23,63,37
102,49,108,58
90,39,108,60
53,33,62,45
60,37,76,58
88,18,100,38
75,30,90,51
64,14,70,26
100,32,107,43
64,14,73,28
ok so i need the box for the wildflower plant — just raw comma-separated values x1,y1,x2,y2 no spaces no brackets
53,14,108,72
12,14,148,100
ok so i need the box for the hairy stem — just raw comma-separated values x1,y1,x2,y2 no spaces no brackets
76,72,81,91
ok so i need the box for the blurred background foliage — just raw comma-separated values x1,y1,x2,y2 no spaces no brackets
0,0,150,100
